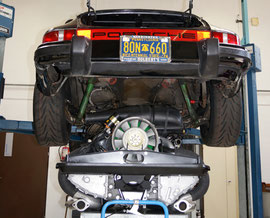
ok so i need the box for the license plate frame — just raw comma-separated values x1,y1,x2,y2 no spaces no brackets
120,35,171,63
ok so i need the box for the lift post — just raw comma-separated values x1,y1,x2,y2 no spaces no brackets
0,1,15,101
241,0,263,217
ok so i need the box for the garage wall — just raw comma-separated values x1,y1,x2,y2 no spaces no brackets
0,0,269,217
258,93,270,183
0,1,89,217
248,0,270,183
0,0,88,121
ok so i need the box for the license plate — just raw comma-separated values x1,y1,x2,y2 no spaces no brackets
120,35,171,63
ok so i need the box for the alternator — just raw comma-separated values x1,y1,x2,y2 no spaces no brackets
112,117,159,151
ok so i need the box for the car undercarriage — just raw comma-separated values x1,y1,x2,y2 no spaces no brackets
32,2,251,216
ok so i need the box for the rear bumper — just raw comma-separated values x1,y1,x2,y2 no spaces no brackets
35,37,251,80
57,150,210,176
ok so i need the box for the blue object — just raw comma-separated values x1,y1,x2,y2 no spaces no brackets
0,119,34,135
0,119,203,145
0,119,87,135
241,0,263,217
236,129,246,146
0,2,15,38
246,50,263,218
182,138,201,145
0,72,4,100
241,0,250,45
185,128,200,136
244,44,262,72
101,200,169,218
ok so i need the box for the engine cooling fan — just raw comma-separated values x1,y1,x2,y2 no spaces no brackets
112,117,159,151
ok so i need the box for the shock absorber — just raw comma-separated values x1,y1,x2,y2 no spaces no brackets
180,83,199,125
77,78,95,121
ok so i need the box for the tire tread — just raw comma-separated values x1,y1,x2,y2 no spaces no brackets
201,83,242,147
33,85,71,146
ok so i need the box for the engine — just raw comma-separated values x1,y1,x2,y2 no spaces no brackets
58,106,210,215
67,174,200,213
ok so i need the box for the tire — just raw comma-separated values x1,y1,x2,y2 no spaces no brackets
200,83,242,147
33,84,71,146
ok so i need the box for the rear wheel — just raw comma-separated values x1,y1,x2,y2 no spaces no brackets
33,84,71,146
200,82,242,147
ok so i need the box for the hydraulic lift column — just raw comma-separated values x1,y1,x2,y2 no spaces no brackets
0,36,5,99
0,1,15,101
238,0,263,218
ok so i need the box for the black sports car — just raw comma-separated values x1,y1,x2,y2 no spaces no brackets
33,2,250,215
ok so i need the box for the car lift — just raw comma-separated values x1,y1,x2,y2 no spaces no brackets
0,0,264,217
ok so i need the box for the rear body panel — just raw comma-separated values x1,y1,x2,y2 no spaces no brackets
34,9,251,95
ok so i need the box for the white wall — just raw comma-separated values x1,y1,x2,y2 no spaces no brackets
258,93,270,182
204,146,239,218
0,1,91,217
247,0,270,183
0,0,89,121
45,147,72,218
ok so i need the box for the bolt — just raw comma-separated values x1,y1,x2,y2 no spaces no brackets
108,193,112,198
151,180,155,185
153,189,157,194
116,195,120,200
109,185,114,189
82,176,90,183
116,175,121,180
202,43,207,51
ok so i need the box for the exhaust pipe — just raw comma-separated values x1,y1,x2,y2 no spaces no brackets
72,199,91,212
174,194,196,213
189,172,210,201
58,171,101,210
174,172,210,213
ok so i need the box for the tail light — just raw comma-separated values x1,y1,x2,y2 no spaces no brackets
77,29,91,39
42,29,75,43
197,31,211,41
212,31,240,45
43,31,59,43
42,29,239,45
